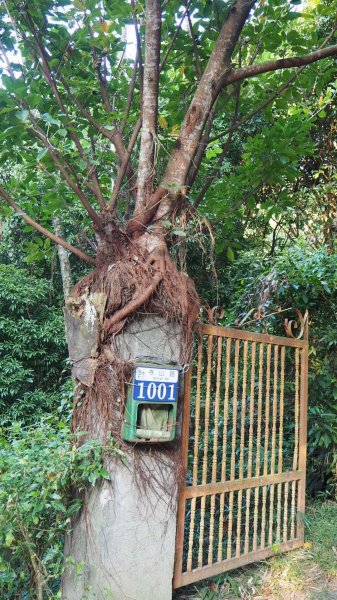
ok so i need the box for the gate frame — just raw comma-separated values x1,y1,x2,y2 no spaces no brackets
173,319,308,589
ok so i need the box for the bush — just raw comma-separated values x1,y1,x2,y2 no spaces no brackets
0,264,68,421
0,418,122,599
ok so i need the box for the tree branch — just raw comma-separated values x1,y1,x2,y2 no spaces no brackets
159,1,191,72
210,26,337,144
91,43,113,113
0,32,103,225
186,7,202,80
150,0,257,227
127,0,257,236
186,103,217,190
221,44,337,89
109,118,142,213
22,12,105,208
193,82,241,207
0,187,96,266
130,0,144,100
120,53,138,134
135,0,161,211
30,125,102,227
16,12,107,210
58,75,137,192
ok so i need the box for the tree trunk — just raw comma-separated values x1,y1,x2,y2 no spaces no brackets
61,232,199,599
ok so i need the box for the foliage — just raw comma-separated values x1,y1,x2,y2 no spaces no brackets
0,417,123,599
0,263,68,421
217,242,337,492
0,0,336,263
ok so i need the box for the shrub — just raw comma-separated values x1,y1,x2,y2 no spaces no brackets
0,418,122,599
0,264,68,421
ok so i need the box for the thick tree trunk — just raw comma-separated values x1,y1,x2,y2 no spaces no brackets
61,232,199,599
62,316,183,600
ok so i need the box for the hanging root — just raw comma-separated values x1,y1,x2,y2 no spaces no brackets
105,272,163,335
66,235,200,500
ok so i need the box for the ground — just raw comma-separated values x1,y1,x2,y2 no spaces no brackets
173,502,337,600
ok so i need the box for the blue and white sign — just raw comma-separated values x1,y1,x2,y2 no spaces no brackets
133,366,179,403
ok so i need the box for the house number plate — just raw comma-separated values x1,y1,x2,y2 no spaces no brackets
133,366,179,403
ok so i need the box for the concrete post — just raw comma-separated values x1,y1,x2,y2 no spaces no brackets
62,316,183,600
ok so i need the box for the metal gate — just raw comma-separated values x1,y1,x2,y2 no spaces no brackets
174,316,308,588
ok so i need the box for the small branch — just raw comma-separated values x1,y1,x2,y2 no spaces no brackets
0,39,15,78
130,0,144,99
109,118,142,212
58,76,114,139
0,187,96,265
30,126,102,227
186,7,202,80
120,53,138,134
208,79,295,144
159,1,191,72
91,36,113,113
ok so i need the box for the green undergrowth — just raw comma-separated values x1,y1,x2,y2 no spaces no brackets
173,501,337,600
0,418,124,599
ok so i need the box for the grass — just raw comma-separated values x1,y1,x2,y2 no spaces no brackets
173,501,337,600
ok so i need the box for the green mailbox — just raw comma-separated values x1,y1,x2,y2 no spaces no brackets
121,360,180,443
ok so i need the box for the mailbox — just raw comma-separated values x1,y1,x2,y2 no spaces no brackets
121,360,180,443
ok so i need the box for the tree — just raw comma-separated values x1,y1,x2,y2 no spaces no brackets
1,0,337,597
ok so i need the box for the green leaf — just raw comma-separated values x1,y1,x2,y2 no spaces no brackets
42,113,61,127
99,468,110,480
227,247,235,262
15,109,29,122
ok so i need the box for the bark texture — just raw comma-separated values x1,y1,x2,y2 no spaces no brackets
135,0,161,210
53,216,73,299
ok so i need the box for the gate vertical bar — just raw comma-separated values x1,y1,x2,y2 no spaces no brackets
217,338,232,562
186,335,203,572
297,315,309,541
208,337,223,564
253,343,264,551
227,340,240,560
276,346,285,542
237,341,248,557
173,356,193,587
268,345,279,546
291,348,300,539
261,344,272,549
198,335,213,567
244,342,256,554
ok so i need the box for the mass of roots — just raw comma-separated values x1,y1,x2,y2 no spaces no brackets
71,249,199,362
70,249,199,490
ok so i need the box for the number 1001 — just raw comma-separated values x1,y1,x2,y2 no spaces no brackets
136,382,176,401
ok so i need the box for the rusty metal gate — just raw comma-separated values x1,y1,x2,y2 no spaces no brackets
174,316,308,588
